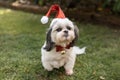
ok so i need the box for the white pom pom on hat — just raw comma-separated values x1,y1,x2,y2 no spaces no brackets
41,16,49,24
41,4,66,24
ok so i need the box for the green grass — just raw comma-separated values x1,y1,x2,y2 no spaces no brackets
0,8,120,80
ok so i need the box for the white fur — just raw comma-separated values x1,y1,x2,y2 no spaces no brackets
50,18,75,46
41,18,86,75
73,46,86,55
41,44,86,75
50,18,74,28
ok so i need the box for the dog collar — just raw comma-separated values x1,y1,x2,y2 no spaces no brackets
55,44,71,52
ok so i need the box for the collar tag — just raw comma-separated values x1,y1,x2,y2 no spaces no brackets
60,50,66,55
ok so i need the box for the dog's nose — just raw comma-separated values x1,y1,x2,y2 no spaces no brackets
64,30,68,34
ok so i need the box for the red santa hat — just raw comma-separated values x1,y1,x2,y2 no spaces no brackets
41,4,66,24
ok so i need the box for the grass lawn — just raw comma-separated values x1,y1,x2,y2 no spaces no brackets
0,8,120,80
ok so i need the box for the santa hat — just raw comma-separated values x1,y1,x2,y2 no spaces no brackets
41,4,66,24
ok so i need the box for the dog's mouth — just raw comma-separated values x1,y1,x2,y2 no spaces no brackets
62,35,73,43
63,34,69,38
56,33,74,44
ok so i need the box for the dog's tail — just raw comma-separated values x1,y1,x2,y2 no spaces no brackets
73,46,86,55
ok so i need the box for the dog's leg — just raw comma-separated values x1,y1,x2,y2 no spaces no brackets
64,54,76,75
42,62,53,71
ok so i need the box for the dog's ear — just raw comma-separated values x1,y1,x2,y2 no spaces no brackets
44,28,55,51
74,25,79,40
70,25,79,47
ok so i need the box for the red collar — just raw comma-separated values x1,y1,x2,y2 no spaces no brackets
55,44,71,52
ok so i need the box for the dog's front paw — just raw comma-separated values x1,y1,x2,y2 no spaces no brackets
66,70,73,75
44,67,53,71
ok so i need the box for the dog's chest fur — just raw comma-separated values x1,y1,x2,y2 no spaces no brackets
41,44,75,68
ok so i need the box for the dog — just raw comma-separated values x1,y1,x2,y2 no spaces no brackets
41,18,86,75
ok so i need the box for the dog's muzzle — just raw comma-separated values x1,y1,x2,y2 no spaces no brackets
63,30,68,37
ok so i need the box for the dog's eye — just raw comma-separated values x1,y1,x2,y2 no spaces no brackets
56,28,62,32
67,26,71,30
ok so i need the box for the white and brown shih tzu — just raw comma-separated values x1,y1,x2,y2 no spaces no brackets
40,4,86,75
